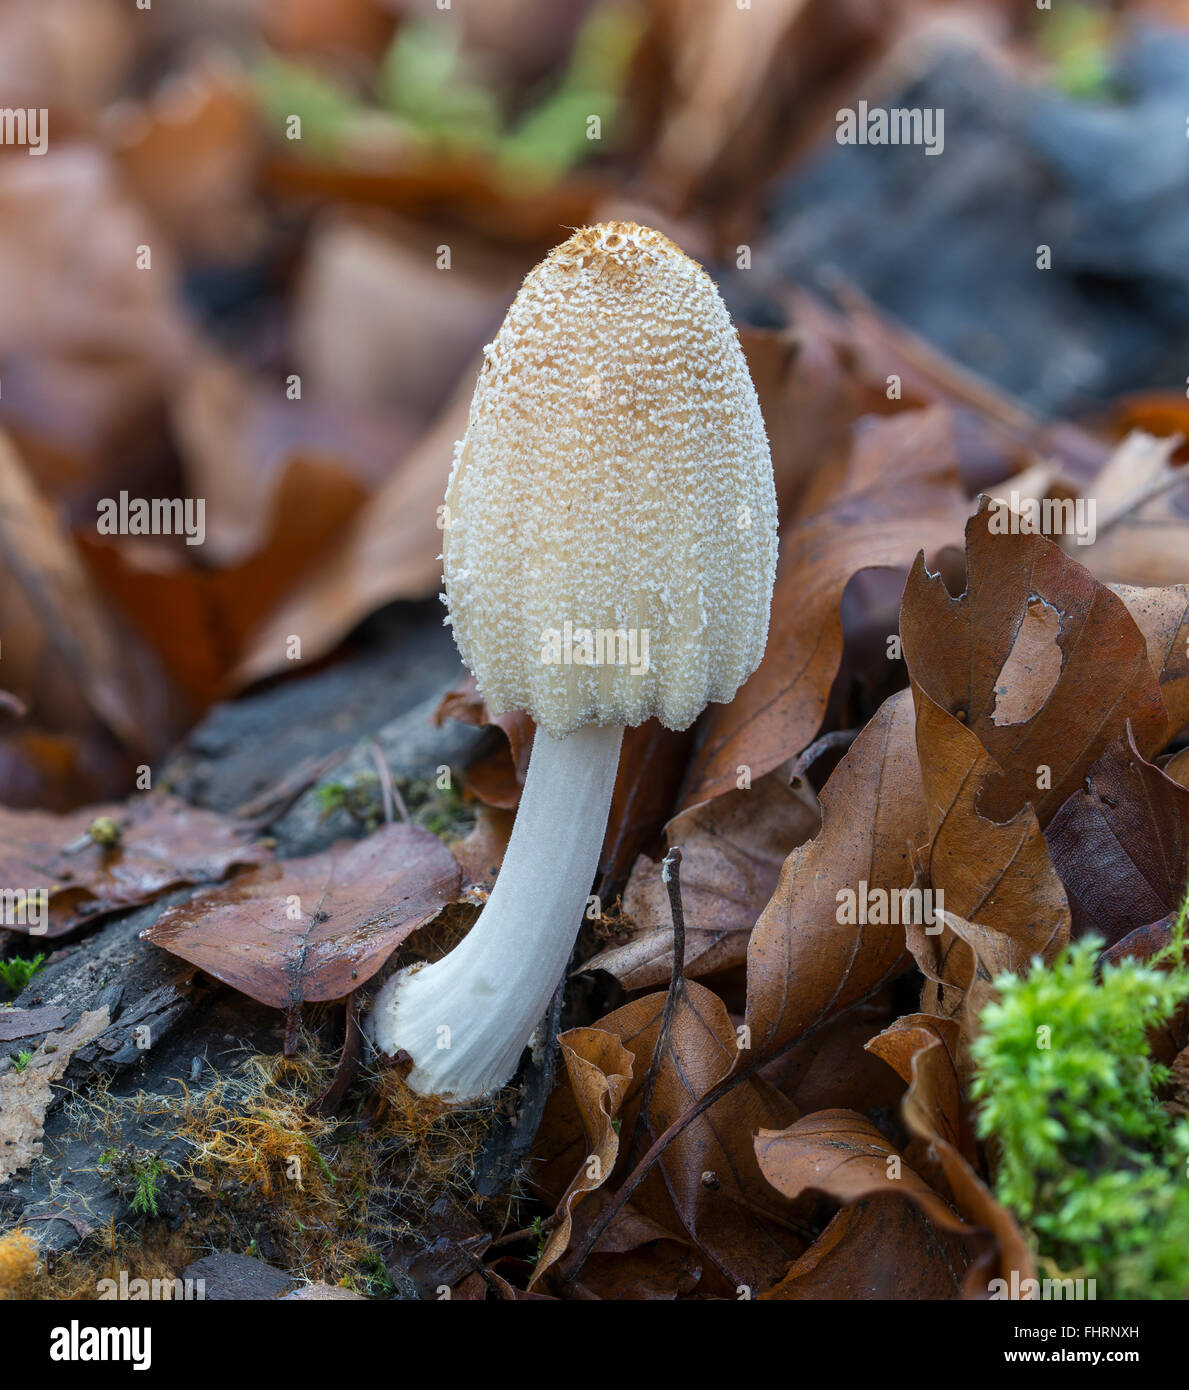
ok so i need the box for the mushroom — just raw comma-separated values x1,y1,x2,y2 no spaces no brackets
367,222,777,1101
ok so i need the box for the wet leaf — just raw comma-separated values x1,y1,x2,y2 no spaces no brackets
142,823,460,1009
0,793,272,938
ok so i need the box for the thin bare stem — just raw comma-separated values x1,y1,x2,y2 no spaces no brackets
626,847,686,1169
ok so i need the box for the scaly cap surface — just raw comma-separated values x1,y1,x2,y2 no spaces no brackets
442,222,777,738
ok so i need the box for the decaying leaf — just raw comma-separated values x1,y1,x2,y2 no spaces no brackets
0,793,271,938
900,499,1168,826
0,1008,110,1183
142,823,460,1010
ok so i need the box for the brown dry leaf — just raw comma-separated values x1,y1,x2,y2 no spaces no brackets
760,991,906,1121
1079,431,1189,587
989,596,1062,727
529,1027,634,1289
171,353,399,567
0,793,272,939
141,823,460,1009
1045,729,1189,950
560,1201,702,1300
681,406,970,809
908,687,1070,1030
0,433,166,753
1110,583,1189,740
866,1014,1036,1295
0,1008,110,1183
585,772,820,990
586,979,805,1294
108,57,264,262
738,688,926,1069
755,1109,977,1298
231,361,472,689
448,804,515,889
761,1199,969,1300
434,677,533,811
755,1109,970,1232
900,498,1168,827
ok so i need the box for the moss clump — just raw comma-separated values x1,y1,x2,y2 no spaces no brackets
30,1026,507,1298
971,890,1189,1298
0,952,45,994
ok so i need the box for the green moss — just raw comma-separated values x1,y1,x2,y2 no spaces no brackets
971,888,1189,1298
98,1147,171,1219
0,953,44,994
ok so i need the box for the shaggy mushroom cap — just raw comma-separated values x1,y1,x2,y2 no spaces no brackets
442,221,777,739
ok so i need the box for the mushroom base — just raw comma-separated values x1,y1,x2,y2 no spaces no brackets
367,722,625,1102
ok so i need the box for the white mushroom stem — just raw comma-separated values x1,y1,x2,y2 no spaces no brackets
369,722,625,1102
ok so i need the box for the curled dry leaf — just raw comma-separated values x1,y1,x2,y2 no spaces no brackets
142,823,460,1010
529,1027,634,1289
755,1109,978,1299
572,980,804,1295
681,406,970,810
907,686,1069,1031
434,676,533,811
448,803,515,889
865,1014,1035,1296
585,772,820,990
0,793,272,938
900,499,1168,827
1045,728,1189,951
738,688,926,1069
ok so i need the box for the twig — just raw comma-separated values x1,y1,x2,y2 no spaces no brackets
367,739,410,825
626,847,686,1170
789,729,857,785
307,991,363,1117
